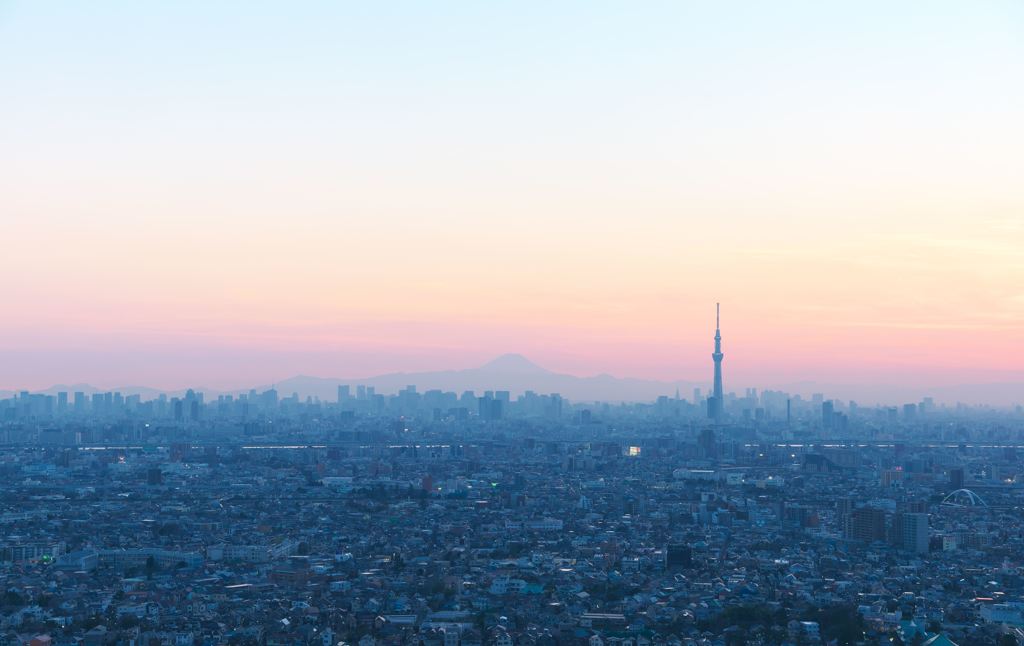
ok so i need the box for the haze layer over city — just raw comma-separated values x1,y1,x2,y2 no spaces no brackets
1,3,1024,646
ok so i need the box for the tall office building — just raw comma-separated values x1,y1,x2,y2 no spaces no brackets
949,467,965,489
478,394,503,421
844,507,887,543
892,512,929,553
708,303,725,421
903,403,918,419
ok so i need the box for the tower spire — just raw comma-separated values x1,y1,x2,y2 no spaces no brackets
709,303,724,422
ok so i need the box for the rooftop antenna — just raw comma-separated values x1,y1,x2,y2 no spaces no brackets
716,302,720,330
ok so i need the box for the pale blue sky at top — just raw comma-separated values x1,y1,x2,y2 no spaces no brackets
1,1,1022,392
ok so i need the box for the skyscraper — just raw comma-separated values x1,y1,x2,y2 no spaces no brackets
708,303,724,421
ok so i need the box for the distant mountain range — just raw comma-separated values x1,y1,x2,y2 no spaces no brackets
249,354,703,403
2,353,1022,406
0,354,698,403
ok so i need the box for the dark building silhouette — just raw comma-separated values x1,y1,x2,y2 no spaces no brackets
803,453,842,473
845,507,887,542
949,467,965,489
698,427,717,458
666,543,692,569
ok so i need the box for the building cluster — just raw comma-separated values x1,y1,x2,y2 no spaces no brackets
2,314,1023,645
0,400,1023,646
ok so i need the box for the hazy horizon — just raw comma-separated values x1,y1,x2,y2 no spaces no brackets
4,352,1023,408
4,6,1022,641
2,2,1022,396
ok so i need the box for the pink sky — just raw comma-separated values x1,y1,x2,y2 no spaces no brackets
2,2,1023,394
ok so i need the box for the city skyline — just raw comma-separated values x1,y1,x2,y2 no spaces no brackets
2,349,1021,408
3,301,1022,407
3,4,1024,642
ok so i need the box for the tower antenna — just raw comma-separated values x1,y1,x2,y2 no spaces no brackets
709,302,724,422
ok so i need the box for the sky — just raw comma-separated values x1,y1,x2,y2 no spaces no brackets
1,1,1023,395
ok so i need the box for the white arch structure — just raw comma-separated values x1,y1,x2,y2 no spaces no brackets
941,488,987,507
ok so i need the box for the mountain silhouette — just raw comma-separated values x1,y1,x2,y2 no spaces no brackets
478,353,551,374
254,355,698,402
8,356,1023,405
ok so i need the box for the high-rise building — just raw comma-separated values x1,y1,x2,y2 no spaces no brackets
844,507,887,543
892,512,929,553
478,395,503,421
261,388,278,409
920,397,935,414
708,303,724,421
698,427,716,458
880,468,903,488
949,467,965,489
548,393,563,419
